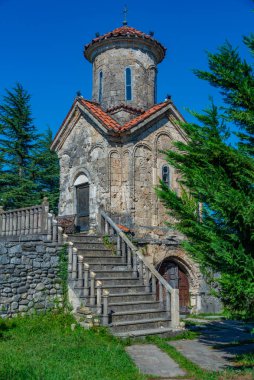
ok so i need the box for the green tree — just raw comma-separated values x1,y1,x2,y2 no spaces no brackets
32,127,59,212
194,37,254,156
156,36,254,318
0,83,40,208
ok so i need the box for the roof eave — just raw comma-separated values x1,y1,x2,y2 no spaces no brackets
51,98,120,152
51,100,79,152
122,104,172,135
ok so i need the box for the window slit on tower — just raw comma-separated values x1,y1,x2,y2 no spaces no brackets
125,67,132,101
98,71,103,103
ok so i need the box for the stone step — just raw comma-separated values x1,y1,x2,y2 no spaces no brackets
76,250,116,258
114,327,174,338
84,263,128,271
110,317,170,333
101,285,147,294
77,249,115,257
78,255,124,264
68,235,103,243
96,277,142,286
109,300,162,312
94,270,135,278
112,309,168,322
108,292,155,303
72,242,109,250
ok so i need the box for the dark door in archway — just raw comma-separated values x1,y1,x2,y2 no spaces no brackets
158,260,190,313
76,183,89,231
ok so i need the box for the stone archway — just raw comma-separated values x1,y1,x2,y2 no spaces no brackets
157,258,190,314
74,174,90,231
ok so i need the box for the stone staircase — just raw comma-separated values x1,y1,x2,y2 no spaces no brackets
69,233,175,338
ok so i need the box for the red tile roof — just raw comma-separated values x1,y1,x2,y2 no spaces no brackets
85,26,166,60
106,103,145,115
51,98,171,151
78,98,120,131
78,97,169,133
119,102,169,131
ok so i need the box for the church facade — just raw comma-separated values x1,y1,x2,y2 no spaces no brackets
51,25,220,314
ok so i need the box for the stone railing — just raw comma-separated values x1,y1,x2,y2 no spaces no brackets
65,211,179,328
0,198,64,243
99,211,180,329
67,241,110,326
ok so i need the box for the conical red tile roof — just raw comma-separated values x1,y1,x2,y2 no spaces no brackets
84,25,166,62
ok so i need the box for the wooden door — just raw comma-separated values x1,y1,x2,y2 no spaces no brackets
178,267,190,312
76,183,89,231
157,260,190,313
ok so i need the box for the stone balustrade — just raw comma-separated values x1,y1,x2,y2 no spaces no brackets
67,241,110,326
66,210,180,329
100,210,180,329
0,198,62,243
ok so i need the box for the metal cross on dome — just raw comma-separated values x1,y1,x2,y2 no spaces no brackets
123,5,128,26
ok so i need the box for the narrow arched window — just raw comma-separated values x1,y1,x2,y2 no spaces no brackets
162,165,170,188
125,67,132,101
154,70,157,103
98,71,103,103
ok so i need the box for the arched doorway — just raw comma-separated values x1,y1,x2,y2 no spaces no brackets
157,259,190,313
74,174,90,232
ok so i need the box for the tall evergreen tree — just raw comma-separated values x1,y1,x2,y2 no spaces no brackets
194,38,254,155
0,83,40,209
32,127,59,212
156,36,254,318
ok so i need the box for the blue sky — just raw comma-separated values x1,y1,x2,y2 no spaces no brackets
0,0,253,136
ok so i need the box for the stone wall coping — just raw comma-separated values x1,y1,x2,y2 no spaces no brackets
0,235,61,244
0,204,43,213
135,238,180,246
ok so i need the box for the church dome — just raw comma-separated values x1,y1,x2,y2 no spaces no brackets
84,25,166,64
84,25,166,114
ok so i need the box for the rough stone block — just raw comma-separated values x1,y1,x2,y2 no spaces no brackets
36,283,45,291
19,305,28,312
17,286,28,294
9,245,21,254
0,255,9,265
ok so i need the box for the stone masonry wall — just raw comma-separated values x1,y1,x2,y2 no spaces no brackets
0,240,63,317
92,47,157,112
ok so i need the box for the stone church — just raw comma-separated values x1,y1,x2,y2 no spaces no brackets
51,24,220,314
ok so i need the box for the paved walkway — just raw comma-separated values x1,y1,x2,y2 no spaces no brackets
126,319,254,378
171,319,254,371
126,344,186,378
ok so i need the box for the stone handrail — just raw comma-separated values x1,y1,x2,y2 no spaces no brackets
100,210,180,329
0,198,63,243
67,239,110,326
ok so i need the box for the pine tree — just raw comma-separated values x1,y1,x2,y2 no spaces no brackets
194,37,254,155
0,83,40,209
32,127,59,212
156,36,254,318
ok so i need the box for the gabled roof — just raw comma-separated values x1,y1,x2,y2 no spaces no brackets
51,97,182,152
106,103,144,116
80,98,170,132
79,98,120,132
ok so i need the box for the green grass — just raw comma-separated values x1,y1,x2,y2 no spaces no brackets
235,352,254,368
1,311,253,380
0,311,146,380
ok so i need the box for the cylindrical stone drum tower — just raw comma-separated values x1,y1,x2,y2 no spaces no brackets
84,26,166,112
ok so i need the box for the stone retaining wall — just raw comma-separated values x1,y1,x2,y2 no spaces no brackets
0,240,63,317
